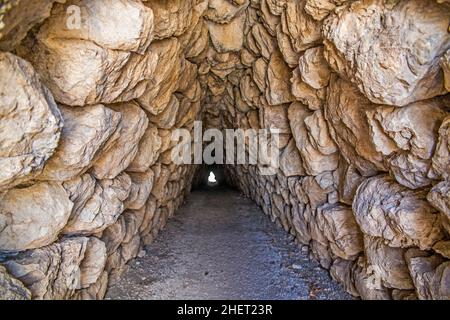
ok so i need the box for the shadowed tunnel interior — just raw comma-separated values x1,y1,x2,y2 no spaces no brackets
0,0,449,300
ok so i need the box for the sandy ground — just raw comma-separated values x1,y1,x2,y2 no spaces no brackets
106,186,353,300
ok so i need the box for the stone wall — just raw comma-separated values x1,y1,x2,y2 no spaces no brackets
0,0,449,300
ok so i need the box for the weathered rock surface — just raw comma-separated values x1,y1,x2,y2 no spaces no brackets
0,52,62,191
353,175,444,250
406,249,450,300
63,173,131,235
0,0,65,51
0,182,73,251
289,102,338,175
2,237,103,299
364,236,414,290
39,105,122,181
367,99,448,189
20,0,156,106
0,265,31,300
429,116,450,180
325,76,386,176
90,103,148,180
323,0,450,106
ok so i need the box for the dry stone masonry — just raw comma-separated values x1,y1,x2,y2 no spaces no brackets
0,0,449,300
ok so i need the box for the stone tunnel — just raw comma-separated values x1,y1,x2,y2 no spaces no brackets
0,0,449,300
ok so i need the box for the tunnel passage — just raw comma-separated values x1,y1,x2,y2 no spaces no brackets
0,0,449,300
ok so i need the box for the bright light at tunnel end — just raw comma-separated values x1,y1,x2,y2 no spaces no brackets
208,172,217,183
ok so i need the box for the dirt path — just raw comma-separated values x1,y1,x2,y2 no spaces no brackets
106,186,353,300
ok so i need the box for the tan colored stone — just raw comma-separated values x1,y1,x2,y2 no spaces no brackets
144,0,195,40
427,181,450,234
22,0,157,106
325,76,386,176
367,99,447,189
279,139,306,177
281,0,322,52
3,237,90,299
247,23,277,60
91,103,148,180
288,102,338,175
266,50,294,106
125,170,155,210
429,116,450,180
0,182,73,251
353,175,444,250
127,127,162,173
63,173,131,235
406,249,450,300
0,52,62,191
364,236,414,290
298,46,331,90
137,38,181,115
316,203,364,261
39,105,122,181
40,0,154,53
441,50,450,92
323,0,450,106
290,67,326,110
0,0,65,51
0,265,31,300
204,0,249,23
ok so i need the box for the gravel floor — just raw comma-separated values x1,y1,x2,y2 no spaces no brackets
106,186,353,300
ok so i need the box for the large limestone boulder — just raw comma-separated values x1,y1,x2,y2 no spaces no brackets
78,238,107,290
265,49,294,105
2,237,104,299
353,175,444,250
0,52,62,191
246,23,277,61
39,0,154,53
279,139,306,177
288,102,338,175
427,181,450,234
90,103,148,180
325,76,386,176
63,173,131,235
39,105,122,181
207,11,246,53
290,66,327,110
315,203,364,261
125,170,155,210
323,0,450,106
304,0,349,21
280,0,322,52
429,116,450,180
126,127,162,173
298,46,331,90
144,0,195,40
21,0,156,106
204,0,249,23
406,249,450,300
0,265,31,300
367,98,448,189
0,182,73,251
0,0,65,51
363,236,414,290
137,38,181,115
442,50,450,92
148,95,180,129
